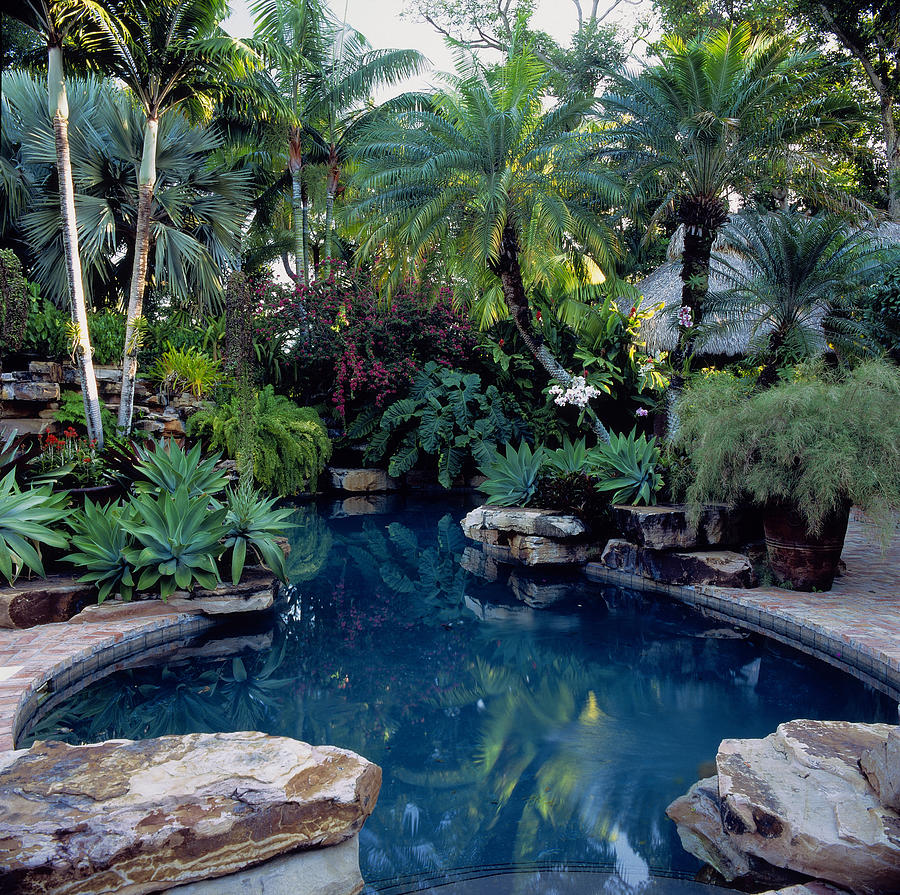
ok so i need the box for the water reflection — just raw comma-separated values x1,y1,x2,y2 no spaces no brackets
28,497,897,892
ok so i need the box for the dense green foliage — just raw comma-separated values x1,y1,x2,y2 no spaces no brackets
675,361,900,534
66,500,136,602
187,386,332,496
0,248,29,357
134,441,228,499
223,483,293,585
479,442,545,507
593,429,663,506
358,362,530,488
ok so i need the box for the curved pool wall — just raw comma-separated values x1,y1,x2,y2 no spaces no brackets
21,496,898,892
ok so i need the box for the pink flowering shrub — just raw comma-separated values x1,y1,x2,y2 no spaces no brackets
250,263,477,420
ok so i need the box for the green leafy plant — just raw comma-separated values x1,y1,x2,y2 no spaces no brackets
133,440,228,498
533,472,611,525
151,345,222,398
0,470,70,584
88,311,126,365
675,360,900,535
543,437,595,476
65,500,136,602
479,442,545,507
187,386,331,496
53,390,118,437
0,248,29,358
123,487,226,599
223,483,293,585
362,362,530,489
592,429,662,506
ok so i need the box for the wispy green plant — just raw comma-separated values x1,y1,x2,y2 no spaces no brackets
151,345,223,398
187,386,331,496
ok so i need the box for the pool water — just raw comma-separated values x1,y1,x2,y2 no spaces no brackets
28,496,897,892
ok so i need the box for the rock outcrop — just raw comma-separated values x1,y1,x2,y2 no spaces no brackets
461,506,600,566
599,539,756,587
329,467,400,493
667,720,900,895
0,732,381,895
0,577,94,628
611,504,758,550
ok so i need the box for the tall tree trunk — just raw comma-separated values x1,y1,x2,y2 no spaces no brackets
675,194,729,364
118,115,158,435
48,46,104,448
324,147,339,278
492,226,611,443
882,94,899,221
288,126,308,285
301,188,311,283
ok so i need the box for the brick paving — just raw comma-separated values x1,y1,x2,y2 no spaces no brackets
0,607,216,751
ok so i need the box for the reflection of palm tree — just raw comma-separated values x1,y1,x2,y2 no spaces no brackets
284,505,333,581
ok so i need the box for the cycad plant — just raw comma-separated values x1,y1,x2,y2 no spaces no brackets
348,50,622,441
705,210,886,385
599,24,861,362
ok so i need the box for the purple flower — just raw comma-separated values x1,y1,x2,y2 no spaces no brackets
636,407,649,418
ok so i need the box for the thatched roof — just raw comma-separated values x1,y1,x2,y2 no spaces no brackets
635,219,900,358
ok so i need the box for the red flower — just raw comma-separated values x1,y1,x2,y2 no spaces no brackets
498,338,505,347
83,456,92,463
629,306,637,317
64,427,78,439
535,310,543,322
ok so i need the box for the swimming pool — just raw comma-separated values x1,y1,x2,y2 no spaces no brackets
26,496,897,892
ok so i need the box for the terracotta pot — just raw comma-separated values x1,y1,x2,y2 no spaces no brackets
762,501,850,591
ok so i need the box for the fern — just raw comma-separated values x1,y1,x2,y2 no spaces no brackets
187,386,332,497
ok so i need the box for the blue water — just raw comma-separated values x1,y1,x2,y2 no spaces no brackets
28,496,897,892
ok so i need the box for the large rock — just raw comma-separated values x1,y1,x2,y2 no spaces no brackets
0,732,381,895
861,727,900,811
0,577,93,628
611,504,758,550
462,506,588,540
477,535,600,566
329,468,399,493
0,381,59,403
599,539,756,587
668,720,900,895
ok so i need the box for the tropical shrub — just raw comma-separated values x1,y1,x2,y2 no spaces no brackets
674,360,900,535
151,345,222,398
53,390,118,439
187,386,332,496
592,429,663,506
533,471,611,526
0,471,70,584
223,483,293,585
358,362,530,488
66,501,136,602
123,487,226,598
250,266,477,416
861,249,900,360
479,443,545,507
133,440,228,498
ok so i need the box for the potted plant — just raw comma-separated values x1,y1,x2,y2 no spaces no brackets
674,362,900,590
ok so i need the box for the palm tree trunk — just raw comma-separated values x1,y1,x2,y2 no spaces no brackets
675,195,729,364
493,227,611,443
118,115,158,434
323,190,334,278
291,170,309,285
49,46,104,449
883,94,899,221
301,190,311,284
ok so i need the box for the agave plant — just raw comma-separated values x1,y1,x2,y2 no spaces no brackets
592,429,662,506
0,470,70,584
223,483,294,585
134,440,228,499
543,437,596,476
65,500,136,603
123,487,226,599
479,442,544,507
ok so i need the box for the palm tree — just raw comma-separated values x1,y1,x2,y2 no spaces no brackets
599,24,862,364
250,0,330,285
304,24,427,277
2,72,253,315
705,209,886,385
347,52,622,441
8,0,109,447
91,0,261,434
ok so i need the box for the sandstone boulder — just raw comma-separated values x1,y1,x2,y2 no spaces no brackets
462,506,587,540
477,535,599,566
0,577,93,628
0,732,381,895
599,539,756,587
27,361,63,382
329,467,399,493
861,727,900,811
611,504,759,550
0,381,59,403
668,720,900,895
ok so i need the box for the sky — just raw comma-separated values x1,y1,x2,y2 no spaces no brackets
224,0,652,95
